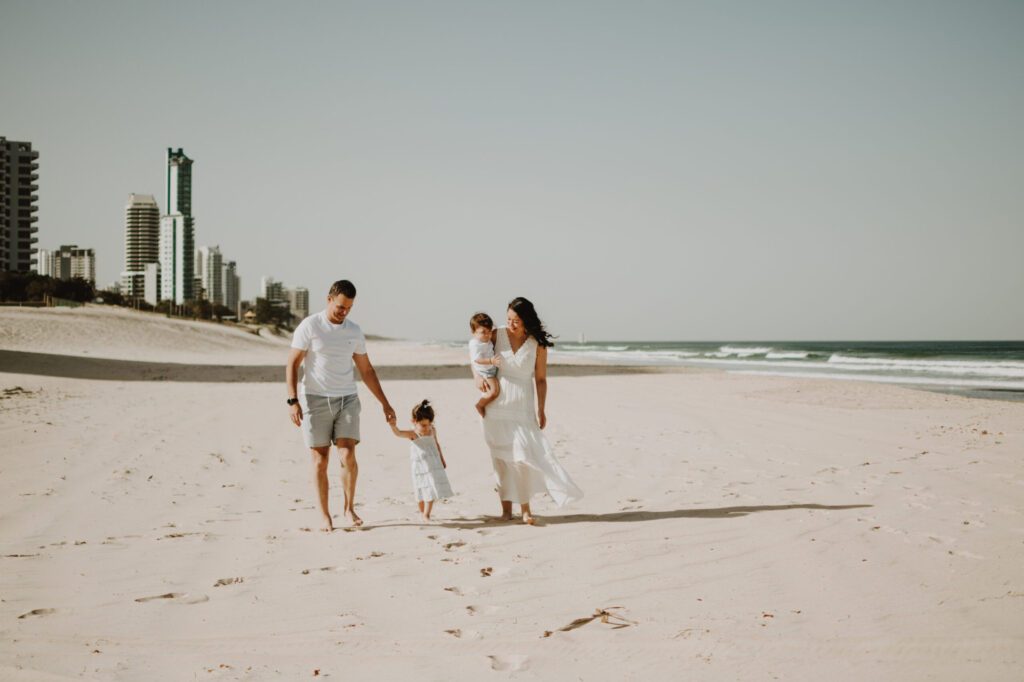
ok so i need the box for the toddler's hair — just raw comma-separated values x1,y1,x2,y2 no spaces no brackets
412,399,434,422
470,312,494,332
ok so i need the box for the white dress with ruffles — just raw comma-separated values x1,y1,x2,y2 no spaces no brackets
481,328,583,506
410,433,453,502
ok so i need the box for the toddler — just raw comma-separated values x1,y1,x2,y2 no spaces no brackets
469,312,501,416
388,400,453,522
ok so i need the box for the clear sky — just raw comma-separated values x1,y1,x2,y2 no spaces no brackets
2,0,1022,340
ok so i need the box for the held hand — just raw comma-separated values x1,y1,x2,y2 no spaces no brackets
383,404,396,423
537,411,547,430
387,414,397,427
289,403,303,426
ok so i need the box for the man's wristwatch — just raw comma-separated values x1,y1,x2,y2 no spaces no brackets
286,398,299,406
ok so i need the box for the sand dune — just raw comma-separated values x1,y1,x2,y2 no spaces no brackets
1,308,1022,679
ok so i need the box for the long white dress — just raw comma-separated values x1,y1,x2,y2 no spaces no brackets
481,328,583,506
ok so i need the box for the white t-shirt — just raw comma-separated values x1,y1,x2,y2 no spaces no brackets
469,338,494,365
291,311,367,397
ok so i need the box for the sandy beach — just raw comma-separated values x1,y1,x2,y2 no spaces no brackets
1,306,1022,680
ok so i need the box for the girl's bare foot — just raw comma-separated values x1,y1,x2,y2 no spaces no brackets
522,513,536,525
421,512,432,523
475,400,487,417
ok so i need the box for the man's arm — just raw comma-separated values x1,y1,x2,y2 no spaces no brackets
286,348,306,426
387,415,416,440
353,352,396,422
535,345,548,430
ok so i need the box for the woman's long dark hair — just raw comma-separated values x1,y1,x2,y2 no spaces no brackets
508,297,555,348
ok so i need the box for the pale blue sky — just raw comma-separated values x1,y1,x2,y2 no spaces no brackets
2,1,1022,340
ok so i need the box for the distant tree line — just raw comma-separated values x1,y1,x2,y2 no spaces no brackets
0,272,94,302
254,297,292,327
154,299,235,321
1,272,284,328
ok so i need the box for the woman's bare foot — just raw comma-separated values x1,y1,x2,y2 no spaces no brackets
344,510,363,527
321,515,335,532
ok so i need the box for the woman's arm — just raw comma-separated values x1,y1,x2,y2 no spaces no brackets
535,345,548,429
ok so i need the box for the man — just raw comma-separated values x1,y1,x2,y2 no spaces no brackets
286,279,396,531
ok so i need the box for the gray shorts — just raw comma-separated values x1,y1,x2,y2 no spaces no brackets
301,393,361,448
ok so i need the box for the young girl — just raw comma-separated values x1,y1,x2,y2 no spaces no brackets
388,400,453,522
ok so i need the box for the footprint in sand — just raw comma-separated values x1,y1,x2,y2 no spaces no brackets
135,592,209,604
301,566,338,575
338,613,363,629
135,592,184,602
443,540,466,552
18,608,56,619
213,577,244,587
355,551,384,561
488,655,529,672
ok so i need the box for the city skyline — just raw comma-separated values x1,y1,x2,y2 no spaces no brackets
2,2,1022,340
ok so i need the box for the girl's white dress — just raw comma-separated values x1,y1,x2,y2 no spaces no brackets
481,328,583,506
410,433,453,502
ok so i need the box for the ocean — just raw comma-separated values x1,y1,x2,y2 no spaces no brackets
545,340,1024,401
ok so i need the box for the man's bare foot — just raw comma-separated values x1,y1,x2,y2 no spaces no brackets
321,516,335,532
522,513,536,525
475,401,487,417
344,510,363,527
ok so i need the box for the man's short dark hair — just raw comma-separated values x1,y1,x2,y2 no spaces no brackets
328,280,357,298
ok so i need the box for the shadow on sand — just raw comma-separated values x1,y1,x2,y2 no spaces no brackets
361,503,872,531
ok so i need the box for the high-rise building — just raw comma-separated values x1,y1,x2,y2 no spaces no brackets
287,286,309,323
48,244,96,284
120,193,160,298
1,137,39,273
37,248,54,277
159,214,192,303
260,275,286,303
143,262,160,307
159,149,195,304
222,260,239,313
196,245,224,305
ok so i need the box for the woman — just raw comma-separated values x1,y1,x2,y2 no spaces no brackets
477,297,583,524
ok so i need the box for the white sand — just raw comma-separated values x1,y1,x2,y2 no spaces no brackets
1,307,1022,679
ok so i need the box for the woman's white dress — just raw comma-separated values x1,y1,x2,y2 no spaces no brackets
410,433,453,502
481,328,583,506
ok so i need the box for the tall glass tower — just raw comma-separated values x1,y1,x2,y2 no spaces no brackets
159,148,195,303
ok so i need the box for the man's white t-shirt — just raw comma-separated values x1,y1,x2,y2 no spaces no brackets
291,311,367,397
